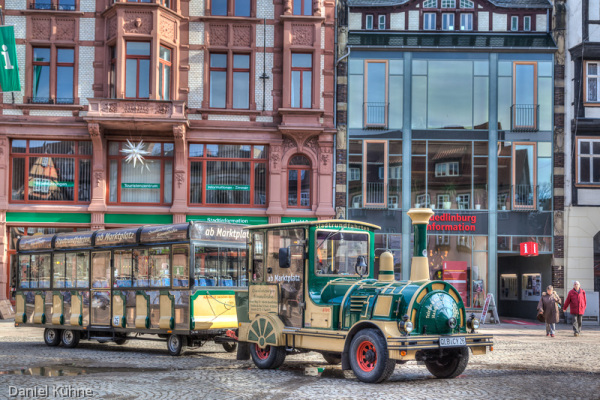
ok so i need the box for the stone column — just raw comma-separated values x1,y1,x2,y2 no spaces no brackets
88,123,106,230
170,124,188,224
316,134,334,219
266,140,284,221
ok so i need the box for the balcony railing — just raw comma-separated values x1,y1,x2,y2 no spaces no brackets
29,1,76,10
366,182,385,204
513,184,534,207
511,104,539,132
364,102,388,128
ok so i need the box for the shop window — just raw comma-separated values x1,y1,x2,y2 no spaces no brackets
510,16,518,31
125,42,151,99
10,140,92,203
460,13,473,30
378,15,386,30
577,138,600,185
366,15,374,30
209,53,251,109
188,144,267,206
108,141,174,205
159,46,172,100
442,13,455,30
523,16,531,31
424,13,436,30
293,0,312,15
364,61,388,127
585,61,600,103
288,155,311,208
291,53,312,109
512,62,538,131
211,0,251,17
31,47,74,104
512,142,536,209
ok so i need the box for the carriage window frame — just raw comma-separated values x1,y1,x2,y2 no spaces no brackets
53,251,90,289
314,229,370,277
19,253,51,289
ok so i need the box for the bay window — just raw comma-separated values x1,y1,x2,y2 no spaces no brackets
159,46,172,100
108,141,173,205
291,53,312,109
125,42,150,99
585,61,600,103
10,140,92,203
577,138,600,185
189,144,267,206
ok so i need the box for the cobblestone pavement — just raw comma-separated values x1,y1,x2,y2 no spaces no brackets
1,320,599,400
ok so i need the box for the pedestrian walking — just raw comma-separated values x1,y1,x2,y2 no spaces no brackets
537,285,561,337
563,281,587,337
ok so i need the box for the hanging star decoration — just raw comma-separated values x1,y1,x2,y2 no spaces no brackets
121,139,151,171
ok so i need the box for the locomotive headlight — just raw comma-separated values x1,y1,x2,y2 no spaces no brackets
467,313,480,332
398,315,413,334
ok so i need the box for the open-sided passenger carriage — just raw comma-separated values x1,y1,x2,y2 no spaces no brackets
236,209,493,383
14,222,249,355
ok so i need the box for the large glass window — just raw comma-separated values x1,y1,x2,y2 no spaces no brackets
513,143,536,209
424,13,436,30
442,13,455,30
513,62,537,130
365,61,387,127
159,46,172,100
10,140,92,203
411,140,488,210
291,53,312,109
53,252,89,289
114,250,133,288
315,230,369,276
188,144,267,206
108,141,173,204
18,254,51,289
233,54,250,109
56,49,74,104
288,155,311,208
412,57,489,130
125,42,151,99
577,138,600,185
460,13,473,30
172,245,190,288
209,53,250,109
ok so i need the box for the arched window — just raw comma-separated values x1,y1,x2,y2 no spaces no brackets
288,155,311,208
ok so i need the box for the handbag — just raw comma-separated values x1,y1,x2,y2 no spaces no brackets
537,311,545,323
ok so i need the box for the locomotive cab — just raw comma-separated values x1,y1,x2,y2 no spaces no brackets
237,210,493,383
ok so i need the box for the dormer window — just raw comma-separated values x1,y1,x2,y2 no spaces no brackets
366,14,374,30
459,0,474,7
423,0,437,8
441,0,456,8
524,16,531,31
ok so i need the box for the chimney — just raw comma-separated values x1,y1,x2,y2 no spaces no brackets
407,208,435,281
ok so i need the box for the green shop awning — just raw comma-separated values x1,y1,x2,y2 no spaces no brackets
348,32,557,52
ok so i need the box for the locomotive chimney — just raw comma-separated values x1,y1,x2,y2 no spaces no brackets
407,208,435,281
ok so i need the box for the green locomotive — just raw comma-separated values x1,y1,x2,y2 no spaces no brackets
237,208,493,383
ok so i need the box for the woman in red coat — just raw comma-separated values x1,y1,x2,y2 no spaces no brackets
563,281,587,337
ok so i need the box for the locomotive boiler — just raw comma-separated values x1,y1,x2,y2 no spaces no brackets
237,208,493,383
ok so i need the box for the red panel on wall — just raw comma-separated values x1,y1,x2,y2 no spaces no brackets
520,242,539,257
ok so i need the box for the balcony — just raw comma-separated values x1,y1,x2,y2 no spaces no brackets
364,102,388,128
28,0,76,10
85,98,187,131
27,97,75,104
511,104,539,132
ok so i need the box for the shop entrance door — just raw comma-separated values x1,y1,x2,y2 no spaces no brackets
90,251,111,326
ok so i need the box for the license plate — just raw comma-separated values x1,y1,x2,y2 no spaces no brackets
439,336,466,347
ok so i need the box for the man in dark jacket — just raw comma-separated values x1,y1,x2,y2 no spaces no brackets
563,281,587,337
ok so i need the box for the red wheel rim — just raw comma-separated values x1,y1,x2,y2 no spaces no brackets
356,340,377,372
255,344,270,360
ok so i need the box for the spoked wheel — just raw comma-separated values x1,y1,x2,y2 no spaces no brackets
61,330,80,348
250,344,286,369
425,347,469,379
349,329,395,383
222,342,237,353
167,334,185,356
43,328,61,347
321,352,342,365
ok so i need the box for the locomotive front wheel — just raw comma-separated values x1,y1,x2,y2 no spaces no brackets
61,329,80,348
43,328,61,347
222,342,237,353
250,344,286,369
167,334,185,356
321,352,342,365
349,329,395,383
425,347,469,379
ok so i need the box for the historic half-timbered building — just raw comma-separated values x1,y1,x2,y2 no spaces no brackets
0,0,337,303
336,0,565,318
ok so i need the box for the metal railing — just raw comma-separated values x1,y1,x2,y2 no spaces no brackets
365,182,385,204
364,102,388,128
511,104,539,132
